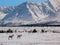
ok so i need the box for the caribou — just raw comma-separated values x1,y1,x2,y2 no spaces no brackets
17,34,22,39
8,34,14,40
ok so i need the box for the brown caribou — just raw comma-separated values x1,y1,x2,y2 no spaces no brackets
8,34,14,40
17,34,22,39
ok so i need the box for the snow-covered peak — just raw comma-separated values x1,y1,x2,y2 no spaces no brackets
0,6,15,20
0,6,15,12
49,0,60,11
0,0,60,26
27,2,49,22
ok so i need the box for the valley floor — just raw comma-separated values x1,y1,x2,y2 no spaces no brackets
0,33,60,45
0,27,60,45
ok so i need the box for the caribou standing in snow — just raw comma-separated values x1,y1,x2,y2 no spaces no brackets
8,34,14,40
17,34,22,39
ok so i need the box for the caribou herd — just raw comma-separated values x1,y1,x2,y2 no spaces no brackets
8,34,22,40
6,28,60,40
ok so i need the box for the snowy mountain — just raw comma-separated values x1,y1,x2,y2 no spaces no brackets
0,6,15,20
0,0,60,26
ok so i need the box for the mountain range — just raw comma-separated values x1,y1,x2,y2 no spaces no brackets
0,0,60,27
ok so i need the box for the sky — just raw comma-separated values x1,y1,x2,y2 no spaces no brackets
0,0,47,6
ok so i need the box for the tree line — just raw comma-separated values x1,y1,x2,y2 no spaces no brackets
0,29,13,33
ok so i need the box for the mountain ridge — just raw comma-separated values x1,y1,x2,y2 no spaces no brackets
0,0,60,26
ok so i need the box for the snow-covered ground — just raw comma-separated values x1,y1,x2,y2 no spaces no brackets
0,27,60,45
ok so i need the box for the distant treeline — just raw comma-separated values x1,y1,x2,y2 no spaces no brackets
0,29,13,33
19,24,60,27
0,21,60,27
